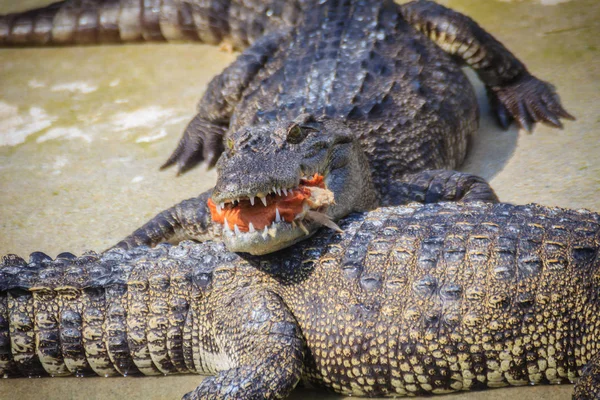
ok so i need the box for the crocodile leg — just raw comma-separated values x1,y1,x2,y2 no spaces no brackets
161,28,291,175
114,190,214,249
0,0,302,49
184,289,304,400
115,31,293,248
574,352,600,399
399,0,575,131
381,169,498,206
161,114,227,175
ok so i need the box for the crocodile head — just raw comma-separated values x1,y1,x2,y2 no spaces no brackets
209,114,377,255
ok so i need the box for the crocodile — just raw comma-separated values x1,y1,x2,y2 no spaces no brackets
0,0,574,255
1,202,599,399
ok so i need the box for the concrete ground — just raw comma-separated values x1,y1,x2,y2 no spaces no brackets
0,0,598,399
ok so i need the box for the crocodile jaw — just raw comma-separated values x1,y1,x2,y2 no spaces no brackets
221,218,321,255
208,174,336,255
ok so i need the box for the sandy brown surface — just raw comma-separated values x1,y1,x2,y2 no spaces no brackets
0,0,598,399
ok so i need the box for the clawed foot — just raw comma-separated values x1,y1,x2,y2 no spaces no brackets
488,74,575,132
161,114,226,175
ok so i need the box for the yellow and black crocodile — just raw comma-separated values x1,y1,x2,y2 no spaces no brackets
2,202,599,399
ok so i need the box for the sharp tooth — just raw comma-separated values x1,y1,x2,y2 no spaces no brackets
234,224,241,235
219,202,225,209
272,187,277,196
298,220,309,235
275,208,282,222
216,204,222,213
282,188,288,196
223,218,232,234
248,222,255,233
291,221,297,228
260,196,268,207
276,187,282,196
262,226,269,238
250,196,255,206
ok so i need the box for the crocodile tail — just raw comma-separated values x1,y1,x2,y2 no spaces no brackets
0,252,53,378
0,0,210,46
0,254,26,377
0,242,204,378
0,0,304,48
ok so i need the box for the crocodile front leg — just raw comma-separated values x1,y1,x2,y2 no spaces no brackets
161,28,291,175
114,189,215,249
399,0,574,131
184,289,304,400
574,351,600,399
381,169,498,206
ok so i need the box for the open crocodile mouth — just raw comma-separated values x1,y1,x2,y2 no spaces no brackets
207,174,340,253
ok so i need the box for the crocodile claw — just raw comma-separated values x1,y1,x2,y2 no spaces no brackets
489,74,575,132
161,114,226,175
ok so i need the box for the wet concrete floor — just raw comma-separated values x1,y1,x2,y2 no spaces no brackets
0,0,599,399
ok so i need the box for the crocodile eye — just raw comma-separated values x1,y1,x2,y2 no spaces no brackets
225,138,235,157
286,124,307,144
193,271,212,290
226,138,235,153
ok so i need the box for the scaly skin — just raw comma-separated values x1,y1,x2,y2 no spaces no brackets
2,202,599,398
1,0,573,255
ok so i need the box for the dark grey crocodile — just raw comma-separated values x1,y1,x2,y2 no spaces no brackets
1,0,574,255
2,202,600,399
